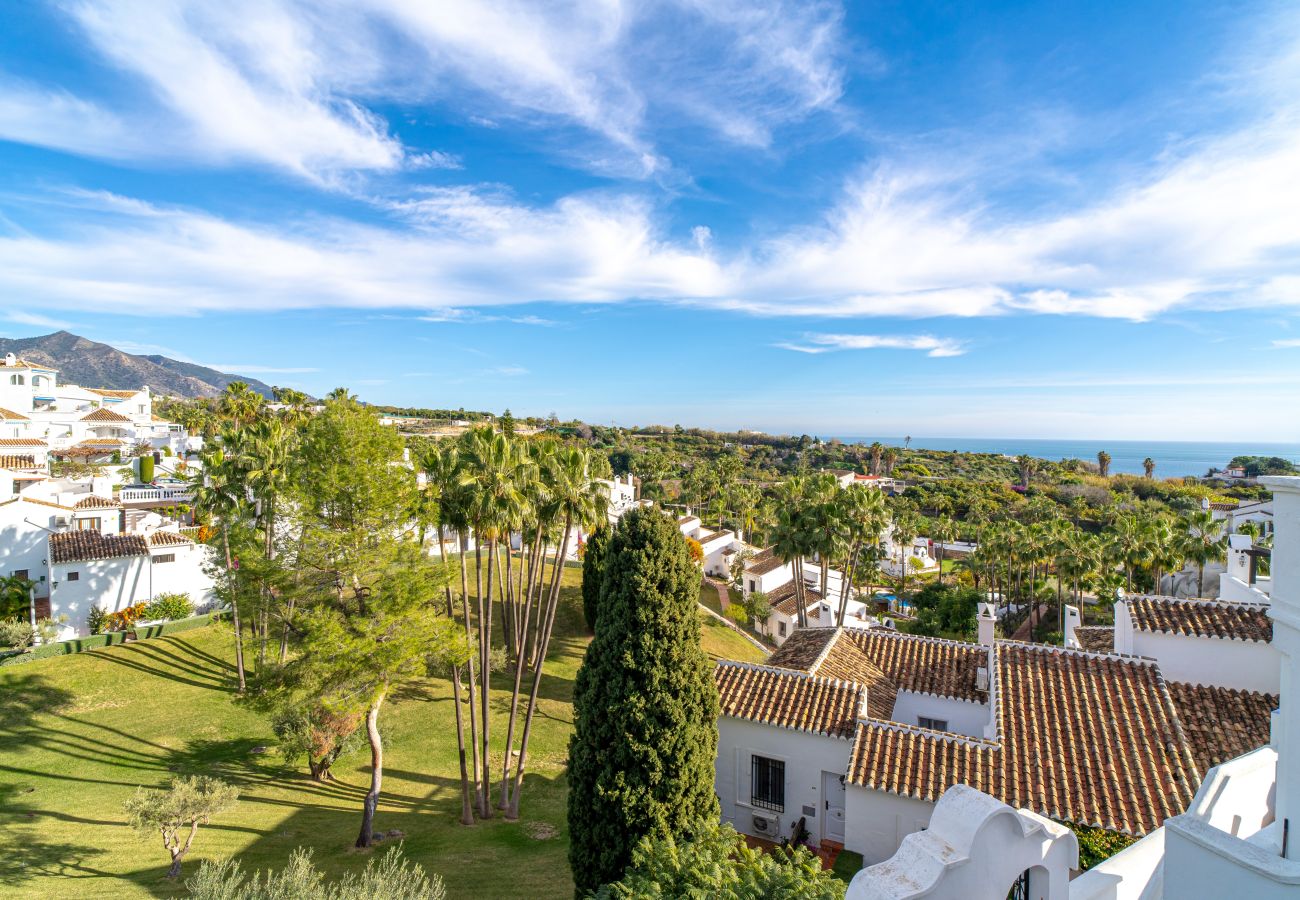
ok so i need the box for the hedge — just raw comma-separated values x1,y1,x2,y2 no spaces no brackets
0,612,223,667
0,631,128,667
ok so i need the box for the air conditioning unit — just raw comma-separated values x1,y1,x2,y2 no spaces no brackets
751,814,780,837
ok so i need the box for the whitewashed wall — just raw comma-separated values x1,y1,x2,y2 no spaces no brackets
889,691,991,738
50,555,149,638
716,717,853,846
1131,631,1279,694
148,544,216,609
844,784,936,864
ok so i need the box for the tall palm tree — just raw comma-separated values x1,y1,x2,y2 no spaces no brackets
191,437,249,691
882,447,899,476
1097,450,1112,478
771,477,812,628
239,418,295,669
890,507,920,603
805,473,843,616
868,442,884,476
506,446,606,819
1016,455,1037,490
932,515,957,585
220,381,265,428
1143,457,1155,479
835,486,888,624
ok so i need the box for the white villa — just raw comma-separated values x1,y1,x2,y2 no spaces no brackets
712,479,1298,897
844,475,1300,899
0,353,194,460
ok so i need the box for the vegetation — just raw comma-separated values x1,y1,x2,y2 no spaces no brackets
593,822,845,899
1225,455,1299,477
580,525,611,633
568,507,720,895
124,775,239,878
187,845,446,900
144,592,194,621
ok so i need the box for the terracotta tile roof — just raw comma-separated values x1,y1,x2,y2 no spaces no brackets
0,454,37,469
79,438,123,447
1073,626,1114,654
20,496,75,511
1208,501,1240,511
0,406,29,420
147,530,194,547
49,531,148,563
677,515,697,525
765,627,838,669
746,547,789,576
1126,595,1272,643
806,631,899,720
81,407,132,423
840,628,987,702
846,643,1200,836
88,388,139,398
1166,681,1277,775
767,581,824,616
0,438,46,447
73,494,121,510
698,530,734,545
715,661,863,739
0,356,45,368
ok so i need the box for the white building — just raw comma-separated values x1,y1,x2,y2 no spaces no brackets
847,475,1300,899
713,598,1276,878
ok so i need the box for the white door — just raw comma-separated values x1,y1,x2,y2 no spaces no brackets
822,771,846,843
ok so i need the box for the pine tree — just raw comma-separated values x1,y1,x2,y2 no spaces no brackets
567,506,720,896
580,525,611,633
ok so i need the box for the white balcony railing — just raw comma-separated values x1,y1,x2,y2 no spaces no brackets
119,485,194,503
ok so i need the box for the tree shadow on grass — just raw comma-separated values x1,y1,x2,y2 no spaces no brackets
89,640,236,693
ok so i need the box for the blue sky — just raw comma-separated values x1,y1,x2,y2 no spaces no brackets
1,0,1299,441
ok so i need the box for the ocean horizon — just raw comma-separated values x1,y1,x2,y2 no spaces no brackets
823,436,1300,479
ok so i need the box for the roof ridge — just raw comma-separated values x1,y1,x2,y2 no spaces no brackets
855,716,1001,749
714,658,858,690
996,638,1160,665
807,626,844,675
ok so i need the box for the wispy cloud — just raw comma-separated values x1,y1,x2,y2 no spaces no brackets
1273,339,1300,348
5,310,74,330
201,364,320,374
777,333,967,357
483,365,528,376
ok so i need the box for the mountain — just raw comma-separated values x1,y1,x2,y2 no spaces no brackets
0,331,277,399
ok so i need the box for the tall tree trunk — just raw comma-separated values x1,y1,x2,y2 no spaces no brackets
222,526,246,692
166,821,201,878
355,691,386,848
507,517,572,819
445,585,474,826
457,534,482,817
480,536,494,819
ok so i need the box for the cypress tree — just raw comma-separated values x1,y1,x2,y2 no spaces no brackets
567,506,720,896
580,525,611,633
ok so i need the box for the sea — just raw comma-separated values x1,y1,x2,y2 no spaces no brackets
826,437,1300,479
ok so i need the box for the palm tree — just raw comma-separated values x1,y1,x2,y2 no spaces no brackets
506,446,606,819
238,418,295,669
805,473,842,617
835,486,888,625
220,381,264,428
1097,450,1112,478
421,443,478,827
1016,454,1037,490
932,515,957,585
1143,457,1155,479
1110,514,1150,594
889,507,920,603
881,447,899,476
1182,509,1227,597
868,442,884,476
191,437,249,691
771,477,812,628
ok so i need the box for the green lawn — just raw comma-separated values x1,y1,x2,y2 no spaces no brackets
698,612,767,664
0,569,591,899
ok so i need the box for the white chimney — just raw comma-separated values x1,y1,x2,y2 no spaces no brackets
977,602,996,647
1227,532,1252,583
1063,604,1082,649
3,352,14,366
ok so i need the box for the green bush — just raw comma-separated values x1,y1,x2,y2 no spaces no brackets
87,606,107,636
187,845,445,900
0,631,129,666
0,618,37,650
160,613,217,636
724,604,749,626
145,592,193,621
139,455,155,483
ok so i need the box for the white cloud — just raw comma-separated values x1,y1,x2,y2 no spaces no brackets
0,0,846,181
1273,339,1300,349
777,333,966,357
5,310,75,330
483,365,528,376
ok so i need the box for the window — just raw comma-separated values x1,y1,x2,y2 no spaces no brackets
9,374,24,385
67,572,79,582
76,517,101,531
12,569,28,583
748,579,755,592
918,716,948,731
750,755,785,811
778,621,787,637
154,553,176,564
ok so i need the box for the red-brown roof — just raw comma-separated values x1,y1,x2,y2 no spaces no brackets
715,662,863,739
1126,595,1272,643
147,530,194,547
1073,626,1115,654
0,454,37,469
767,581,824,616
746,547,789,576
81,407,132,423
88,389,138,398
0,437,46,447
49,531,148,563
1166,681,1277,775
846,642,1200,836
0,407,29,421
73,495,121,510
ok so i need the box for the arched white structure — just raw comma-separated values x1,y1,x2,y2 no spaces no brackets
847,784,1079,900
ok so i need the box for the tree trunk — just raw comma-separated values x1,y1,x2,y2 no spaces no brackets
507,518,572,819
446,586,474,826
166,821,200,878
355,691,386,848
498,525,549,812
457,534,482,817
222,526,246,692
480,538,494,819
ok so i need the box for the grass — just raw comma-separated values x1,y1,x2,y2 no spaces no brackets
0,568,591,899
0,565,775,898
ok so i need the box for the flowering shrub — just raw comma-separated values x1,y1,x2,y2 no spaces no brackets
0,618,36,650
105,602,149,632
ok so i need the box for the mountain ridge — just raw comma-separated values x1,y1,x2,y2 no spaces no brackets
0,331,277,398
